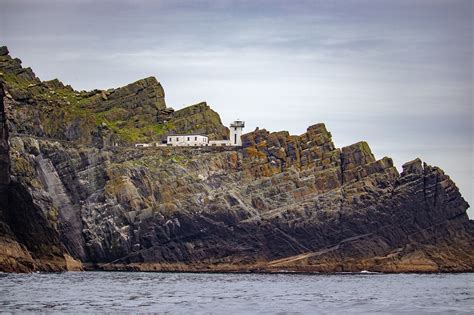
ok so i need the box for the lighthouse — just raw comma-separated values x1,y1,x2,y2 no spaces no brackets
160,119,246,147
230,120,245,146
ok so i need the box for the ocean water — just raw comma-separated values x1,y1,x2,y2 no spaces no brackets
0,272,472,314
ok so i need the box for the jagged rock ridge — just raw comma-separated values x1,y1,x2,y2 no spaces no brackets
0,46,472,273
0,46,227,146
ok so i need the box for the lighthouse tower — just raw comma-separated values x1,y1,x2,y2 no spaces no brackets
230,120,245,146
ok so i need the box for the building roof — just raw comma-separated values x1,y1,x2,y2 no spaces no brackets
167,134,208,137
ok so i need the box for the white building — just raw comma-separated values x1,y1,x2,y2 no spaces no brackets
207,120,245,147
229,120,245,146
167,134,209,147
136,120,246,148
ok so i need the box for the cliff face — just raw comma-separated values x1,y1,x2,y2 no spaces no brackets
0,46,472,273
0,73,81,272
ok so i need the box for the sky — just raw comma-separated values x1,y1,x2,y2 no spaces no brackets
1,0,472,217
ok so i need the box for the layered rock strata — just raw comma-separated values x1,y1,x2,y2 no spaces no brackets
0,77,82,272
0,46,472,273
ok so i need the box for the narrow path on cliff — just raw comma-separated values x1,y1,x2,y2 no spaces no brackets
266,232,373,267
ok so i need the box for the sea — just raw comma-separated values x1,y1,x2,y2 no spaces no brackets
0,272,472,314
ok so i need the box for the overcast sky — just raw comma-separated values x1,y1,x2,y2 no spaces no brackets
1,0,472,217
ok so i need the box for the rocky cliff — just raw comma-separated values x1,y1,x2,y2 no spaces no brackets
1,46,472,273
0,69,81,272
1,47,227,147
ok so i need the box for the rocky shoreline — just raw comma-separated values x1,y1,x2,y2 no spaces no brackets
0,46,472,273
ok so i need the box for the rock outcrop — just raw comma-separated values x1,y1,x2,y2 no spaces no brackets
0,79,82,272
166,102,229,140
0,47,227,146
0,46,472,273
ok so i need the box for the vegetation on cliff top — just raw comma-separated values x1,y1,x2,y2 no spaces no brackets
0,46,227,144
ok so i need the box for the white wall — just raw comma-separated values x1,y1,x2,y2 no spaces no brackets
208,140,231,146
167,135,208,146
230,126,243,146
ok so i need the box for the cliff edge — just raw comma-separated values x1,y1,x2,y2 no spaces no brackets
0,46,472,273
